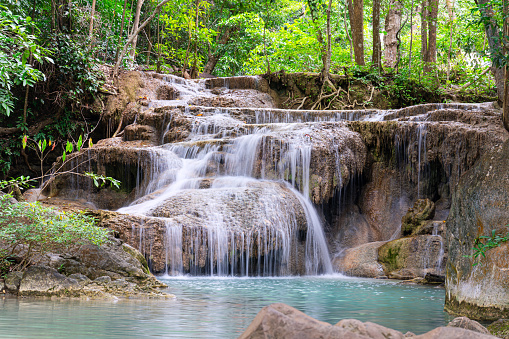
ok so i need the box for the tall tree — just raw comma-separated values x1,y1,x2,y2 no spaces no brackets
420,0,428,61
88,0,96,43
384,0,402,68
474,0,505,108
129,0,145,66
372,0,382,69
115,0,129,63
114,0,172,81
347,0,365,65
503,0,509,132
426,0,438,64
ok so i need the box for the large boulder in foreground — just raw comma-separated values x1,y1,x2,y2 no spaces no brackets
445,139,509,320
238,303,497,339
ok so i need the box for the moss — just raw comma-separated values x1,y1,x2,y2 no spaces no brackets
487,319,509,338
378,241,403,272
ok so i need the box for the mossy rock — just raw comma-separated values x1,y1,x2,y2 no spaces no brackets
401,199,436,236
488,319,509,338
122,244,150,275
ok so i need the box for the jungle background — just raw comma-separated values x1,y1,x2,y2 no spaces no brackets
0,0,507,181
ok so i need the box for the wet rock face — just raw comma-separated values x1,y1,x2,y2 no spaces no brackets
96,182,313,275
445,139,509,321
332,241,387,278
401,199,436,236
378,235,445,280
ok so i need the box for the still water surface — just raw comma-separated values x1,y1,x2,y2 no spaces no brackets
0,275,449,338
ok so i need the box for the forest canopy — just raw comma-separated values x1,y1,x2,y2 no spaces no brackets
0,0,508,178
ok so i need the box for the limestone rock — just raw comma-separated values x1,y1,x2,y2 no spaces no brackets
447,317,490,335
333,241,387,278
238,303,369,339
18,266,81,297
401,199,435,236
487,319,509,339
335,318,405,339
378,235,445,279
239,303,498,339
445,140,509,320
412,221,445,237
413,327,497,339
4,271,23,293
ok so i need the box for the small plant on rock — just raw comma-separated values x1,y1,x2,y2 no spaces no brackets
465,228,509,266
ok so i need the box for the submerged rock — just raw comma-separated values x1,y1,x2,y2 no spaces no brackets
445,139,509,320
238,303,498,339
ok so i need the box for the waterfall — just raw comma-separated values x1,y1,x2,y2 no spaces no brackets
116,101,336,275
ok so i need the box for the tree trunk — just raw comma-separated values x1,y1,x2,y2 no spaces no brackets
446,0,455,81
190,0,200,79
88,0,96,42
347,0,365,65
323,0,333,76
308,0,326,69
372,0,381,69
474,0,505,105
420,0,428,61
343,0,354,63
203,27,235,75
113,0,171,81
503,0,509,132
115,0,129,63
409,0,415,70
383,0,402,68
129,0,145,66
426,0,438,64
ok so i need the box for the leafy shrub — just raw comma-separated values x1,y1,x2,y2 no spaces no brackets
0,194,110,274
465,228,509,266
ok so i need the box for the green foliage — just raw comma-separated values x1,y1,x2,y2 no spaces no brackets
84,172,121,189
465,228,509,266
0,6,51,116
0,176,34,191
0,193,110,272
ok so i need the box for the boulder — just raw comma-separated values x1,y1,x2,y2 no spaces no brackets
413,327,497,339
378,235,445,279
487,319,509,339
238,303,382,339
332,241,387,278
335,319,405,338
401,199,435,236
447,317,490,335
18,266,81,297
3,271,23,293
445,140,509,320
239,303,498,339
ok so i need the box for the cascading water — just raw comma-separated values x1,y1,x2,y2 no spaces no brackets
117,92,336,275
91,74,482,277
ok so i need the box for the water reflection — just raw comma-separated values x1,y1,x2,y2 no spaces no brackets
0,276,450,338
